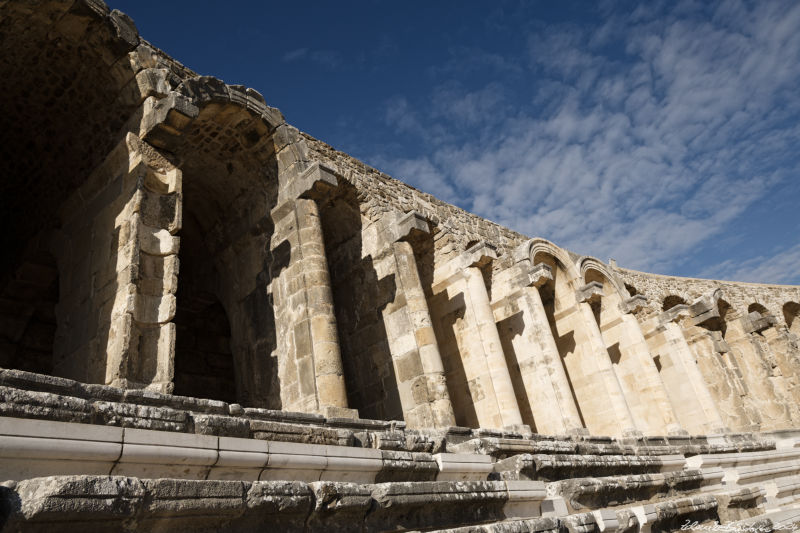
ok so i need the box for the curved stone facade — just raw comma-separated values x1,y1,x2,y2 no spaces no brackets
2,1,800,531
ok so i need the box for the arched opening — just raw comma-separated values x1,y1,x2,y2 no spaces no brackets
783,302,800,335
319,183,401,421
624,283,639,296
0,244,58,375
718,298,731,324
748,303,769,316
168,97,281,407
662,295,686,311
0,4,143,384
172,213,236,403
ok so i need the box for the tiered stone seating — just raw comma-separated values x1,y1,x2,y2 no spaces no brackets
1,368,798,532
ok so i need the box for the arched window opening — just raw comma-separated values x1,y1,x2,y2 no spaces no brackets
784,302,800,335
662,295,686,311
748,303,769,316
171,143,279,406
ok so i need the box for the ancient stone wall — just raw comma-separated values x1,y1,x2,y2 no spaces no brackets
3,0,800,441
4,1,800,530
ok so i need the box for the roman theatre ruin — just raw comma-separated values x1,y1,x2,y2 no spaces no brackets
1,1,800,531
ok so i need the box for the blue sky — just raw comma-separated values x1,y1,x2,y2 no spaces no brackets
113,0,800,284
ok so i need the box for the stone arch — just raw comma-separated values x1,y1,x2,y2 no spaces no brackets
578,257,626,298
142,77,305,406
0,0,153,384
783,302,800,334
624,283,640,297
519,238,581,280
717,297,732,333
0,1,142,272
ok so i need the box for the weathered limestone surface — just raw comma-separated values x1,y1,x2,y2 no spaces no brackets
3,0,800,530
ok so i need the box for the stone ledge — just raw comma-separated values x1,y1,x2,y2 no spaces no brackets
0,368,779,460
0,417,472,484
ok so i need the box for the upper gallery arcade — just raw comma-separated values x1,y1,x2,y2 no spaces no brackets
2,0,799,438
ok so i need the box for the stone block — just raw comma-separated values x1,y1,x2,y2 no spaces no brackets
434,452,494,481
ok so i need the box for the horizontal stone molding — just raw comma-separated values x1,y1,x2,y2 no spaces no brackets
0,417,506,485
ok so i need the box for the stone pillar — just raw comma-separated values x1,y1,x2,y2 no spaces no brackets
547,274,638,437
431,243,525,430
52,133,180,393
373,212,456,428
594,291,684,436
491,260,585,435
641,305,727,435
270,163,354,417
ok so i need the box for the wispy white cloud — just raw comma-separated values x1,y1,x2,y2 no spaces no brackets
699,244,800,285
377,0,800,279
282,47,342,69
282,47,308,62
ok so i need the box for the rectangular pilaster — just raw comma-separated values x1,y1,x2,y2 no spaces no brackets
764,327,800,407
269,164,353,417
380,239,456,428
430,244,524,430
594,294,683,435
725,318,794,430
684,325,760,432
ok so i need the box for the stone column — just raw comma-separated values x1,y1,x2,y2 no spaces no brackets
491,260,585,435
595,292,684,436
641,305,727,435
431,243,525,430
374,212,456,428
548,276,638,437
270,163,354,417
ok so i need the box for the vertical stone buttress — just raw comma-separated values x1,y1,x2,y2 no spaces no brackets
491,259,585,435
270,163,354,417
431,243,525,429
640,305,727,434
370,211,456,428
